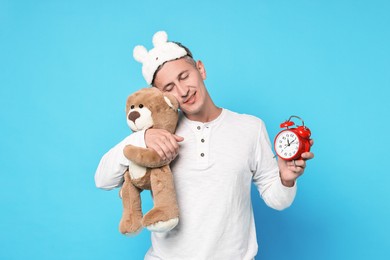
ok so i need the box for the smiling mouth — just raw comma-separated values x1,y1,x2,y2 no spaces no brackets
184,91,196,104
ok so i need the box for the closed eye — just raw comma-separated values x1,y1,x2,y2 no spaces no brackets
163,84,174,92
179,72,189,80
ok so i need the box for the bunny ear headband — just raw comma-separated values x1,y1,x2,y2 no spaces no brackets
133,31,188,85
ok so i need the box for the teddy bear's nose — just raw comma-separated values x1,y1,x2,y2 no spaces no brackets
128,111,141,123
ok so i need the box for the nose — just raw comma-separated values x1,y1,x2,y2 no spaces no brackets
176,82,190,98
128,111,140,123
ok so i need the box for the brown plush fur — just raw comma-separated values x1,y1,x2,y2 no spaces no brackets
119,87,180,235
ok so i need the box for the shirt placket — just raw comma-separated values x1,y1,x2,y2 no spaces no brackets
194,124,210,164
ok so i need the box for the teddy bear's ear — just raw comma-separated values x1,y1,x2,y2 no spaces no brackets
133,45,148,63
163,94,179,111
153,31,168,47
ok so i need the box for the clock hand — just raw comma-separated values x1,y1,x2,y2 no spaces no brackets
281,142,289,153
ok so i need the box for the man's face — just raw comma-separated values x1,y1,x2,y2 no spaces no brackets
153,57,208,119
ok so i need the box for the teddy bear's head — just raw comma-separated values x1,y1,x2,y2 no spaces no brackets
126,87,179,133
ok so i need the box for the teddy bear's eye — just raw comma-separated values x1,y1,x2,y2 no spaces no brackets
130,105,135,109
139,104,144,108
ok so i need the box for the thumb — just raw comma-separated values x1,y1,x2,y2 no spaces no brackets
173,134,184,142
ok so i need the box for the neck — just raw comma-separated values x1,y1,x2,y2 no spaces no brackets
184,99,222,123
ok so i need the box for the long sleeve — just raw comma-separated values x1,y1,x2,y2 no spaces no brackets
94,130,146,190
251,120,297,211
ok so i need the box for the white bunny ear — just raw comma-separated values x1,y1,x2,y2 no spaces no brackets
153,31,168,47
133,45,148,63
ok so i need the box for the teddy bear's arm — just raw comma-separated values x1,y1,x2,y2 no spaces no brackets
123,144,170,168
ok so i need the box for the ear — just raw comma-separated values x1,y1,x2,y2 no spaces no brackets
196,60,206,80
133,45,148,63
163,93,179,111
153,31,168,47
125,95,133,113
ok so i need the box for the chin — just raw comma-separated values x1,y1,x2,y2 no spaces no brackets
181,98,204,116
182,105,202,117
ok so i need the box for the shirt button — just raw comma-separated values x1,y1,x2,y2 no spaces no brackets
197,126,201,130
200,153,205,157
201,138,205,143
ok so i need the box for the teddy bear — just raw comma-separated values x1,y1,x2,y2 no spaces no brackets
119,87,180,236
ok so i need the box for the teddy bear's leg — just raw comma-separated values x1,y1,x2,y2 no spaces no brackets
142,165,179,232
124,145,170,168
119,170,143,236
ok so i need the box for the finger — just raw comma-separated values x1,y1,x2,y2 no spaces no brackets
150,144,167,161
301,152,314,160
161,135,182,159
310,139,314,146
287,161,304,171
287,161,295,167
288,164,304,175
156,140,175,160
286,160,305,175
290,160,306,168
167,136,180,154
299,161,306,170
162,135,179,154
173,134,184,142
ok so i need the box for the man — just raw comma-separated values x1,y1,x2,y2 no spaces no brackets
95,31,314,259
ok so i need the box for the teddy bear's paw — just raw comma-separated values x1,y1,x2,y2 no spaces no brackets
146,217,179,233
123,226,143,237
119,218,143,236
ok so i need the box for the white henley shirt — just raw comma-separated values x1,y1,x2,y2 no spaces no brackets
95,109,297,260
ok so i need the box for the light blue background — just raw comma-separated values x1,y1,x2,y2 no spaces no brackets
1,0,389,259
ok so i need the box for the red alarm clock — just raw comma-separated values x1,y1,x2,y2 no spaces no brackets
274,115,312,160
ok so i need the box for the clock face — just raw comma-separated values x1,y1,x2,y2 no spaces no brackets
275,130,300,160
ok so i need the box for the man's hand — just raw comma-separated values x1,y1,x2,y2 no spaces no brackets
278,140,315,187
145,129,184,161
